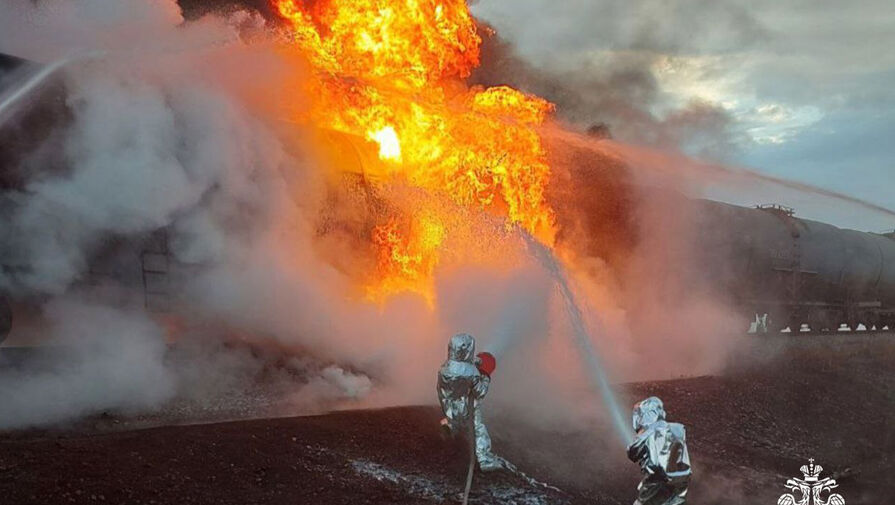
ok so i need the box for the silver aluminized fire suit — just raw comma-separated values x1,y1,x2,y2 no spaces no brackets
627,396,691,505
437,333,502,471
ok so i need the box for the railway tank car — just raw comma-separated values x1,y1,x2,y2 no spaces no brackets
696,200,895,332
1,51,894,343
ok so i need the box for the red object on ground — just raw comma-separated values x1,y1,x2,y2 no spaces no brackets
476,352,496,376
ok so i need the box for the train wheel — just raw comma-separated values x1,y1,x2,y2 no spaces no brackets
768,320,787,334
806,314,822,334
767,312,788,334
740,313,759,333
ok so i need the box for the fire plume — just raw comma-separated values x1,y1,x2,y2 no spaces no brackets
372,214,446,305
274,0,556,302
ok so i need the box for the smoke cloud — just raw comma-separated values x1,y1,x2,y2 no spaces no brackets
0,0,555,430
0,0,385,429
0,0,755,438
470,24,748,160
0,298,174,429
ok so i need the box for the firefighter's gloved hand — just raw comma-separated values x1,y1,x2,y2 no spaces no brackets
472,352,495,399
439,418,455,440
472,374,490,400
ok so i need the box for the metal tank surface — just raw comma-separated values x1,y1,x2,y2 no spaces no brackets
695,200,895,332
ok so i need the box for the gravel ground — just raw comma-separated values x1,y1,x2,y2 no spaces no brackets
0,334,892,505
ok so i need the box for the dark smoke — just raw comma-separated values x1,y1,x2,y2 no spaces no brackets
470,25,748,160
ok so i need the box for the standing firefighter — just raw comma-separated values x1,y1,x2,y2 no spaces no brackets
437,333,502,472
627,396,691,505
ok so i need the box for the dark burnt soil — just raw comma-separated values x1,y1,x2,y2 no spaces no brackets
487,334,895,505
1,335,892,505
0,407,566,505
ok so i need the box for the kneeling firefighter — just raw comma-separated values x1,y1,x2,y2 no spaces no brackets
436,333,502,472
627,396,691,505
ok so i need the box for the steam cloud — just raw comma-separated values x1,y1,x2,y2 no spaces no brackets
0,0,386,429
0,298,174,429
0,0,750,436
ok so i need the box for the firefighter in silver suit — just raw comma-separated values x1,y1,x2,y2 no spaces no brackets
627,396,691,505
437,333,502,471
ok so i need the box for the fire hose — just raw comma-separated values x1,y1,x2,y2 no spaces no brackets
461,351,496,504
461,395,476,505
457,352,561,503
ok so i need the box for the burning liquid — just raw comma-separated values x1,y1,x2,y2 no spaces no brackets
272,2,630,443
274,0,556,302
520,230,632,447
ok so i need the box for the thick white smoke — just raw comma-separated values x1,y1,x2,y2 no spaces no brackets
0,0,563,430
0,0,750,437
0,0,384,429
0,298,174,429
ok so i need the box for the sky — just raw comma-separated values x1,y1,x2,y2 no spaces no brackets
471,0,895,231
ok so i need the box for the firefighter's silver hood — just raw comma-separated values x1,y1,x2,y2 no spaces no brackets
447,333,475,362
632,396,666,432
627,396,691,504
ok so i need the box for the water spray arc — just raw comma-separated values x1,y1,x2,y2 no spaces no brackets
520,230,632,447
0,58,70,123
0,51,108,126
486,288,543,359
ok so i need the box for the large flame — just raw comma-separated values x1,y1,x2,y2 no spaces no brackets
275,0,556,302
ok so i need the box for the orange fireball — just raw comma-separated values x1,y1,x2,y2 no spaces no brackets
274,0,556,302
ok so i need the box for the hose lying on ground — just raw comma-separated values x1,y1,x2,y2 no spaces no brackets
461,396,476,505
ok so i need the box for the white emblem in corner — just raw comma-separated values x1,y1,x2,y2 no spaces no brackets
777,459,845,505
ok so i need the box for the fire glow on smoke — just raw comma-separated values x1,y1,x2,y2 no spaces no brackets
273,0,557,303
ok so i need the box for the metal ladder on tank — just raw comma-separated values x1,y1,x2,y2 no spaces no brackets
758,204,811,330
140,229,170,313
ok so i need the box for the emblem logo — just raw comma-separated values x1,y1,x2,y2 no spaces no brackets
777,459,845,505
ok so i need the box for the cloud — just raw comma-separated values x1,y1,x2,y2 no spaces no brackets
470,30,745,159
472,0,895,228
471,0,766,63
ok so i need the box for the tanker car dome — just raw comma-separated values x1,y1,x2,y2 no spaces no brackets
0,295,11,344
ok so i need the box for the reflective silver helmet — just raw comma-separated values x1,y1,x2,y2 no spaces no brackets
447,333,476,362
632,396,666,432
